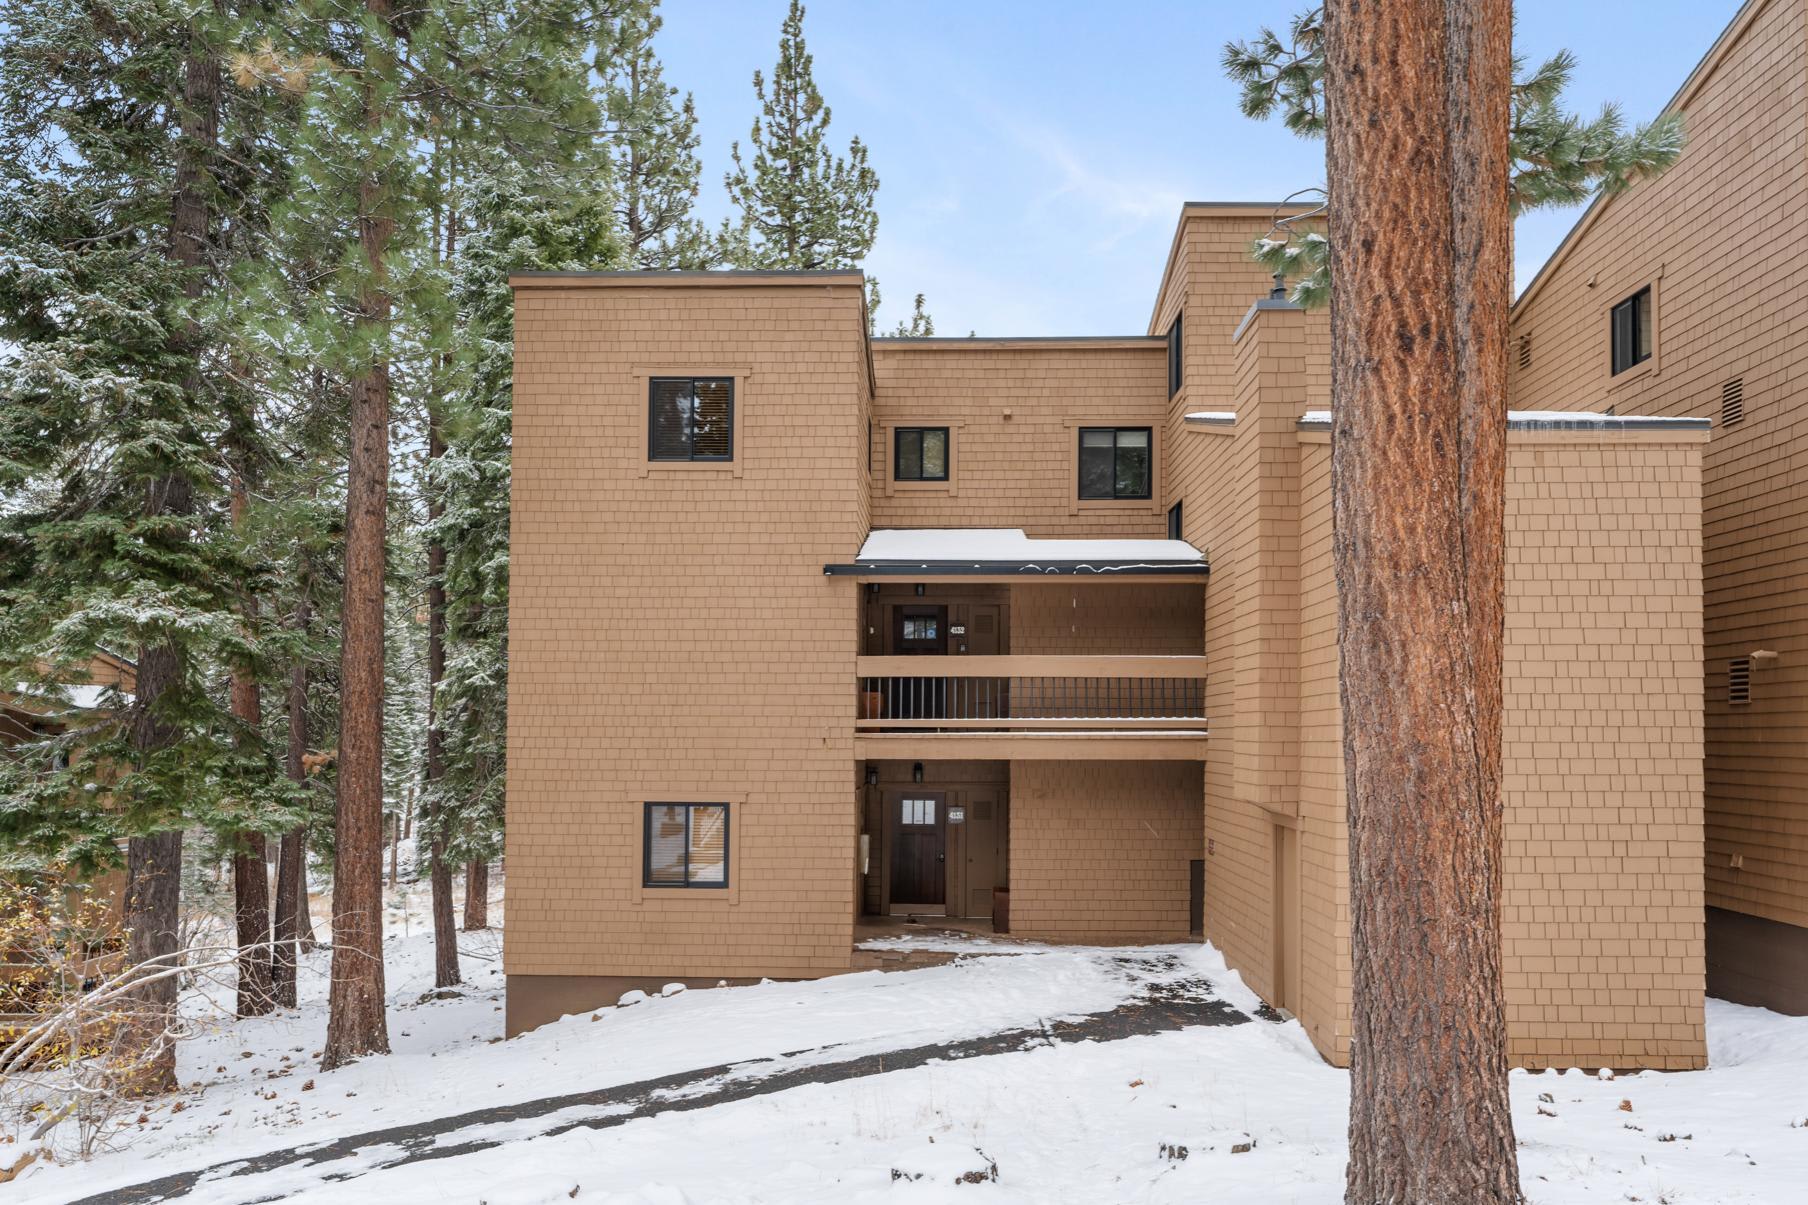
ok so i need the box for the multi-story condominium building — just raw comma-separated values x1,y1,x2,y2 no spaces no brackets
503,200,1710,1070
504,0,1808,1065
1508,0,1808,1016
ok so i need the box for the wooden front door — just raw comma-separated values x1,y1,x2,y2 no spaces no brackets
891,791,946,908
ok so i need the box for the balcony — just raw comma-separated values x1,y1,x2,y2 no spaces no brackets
854,655,1208,760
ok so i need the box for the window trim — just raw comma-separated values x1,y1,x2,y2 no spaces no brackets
633,367,751,477
879,418,963,495
1076,426,1155,501
893,425,951,483
1602,273,1662,391
641,802,731,890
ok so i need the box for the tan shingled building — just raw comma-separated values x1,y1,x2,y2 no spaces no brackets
498,0,1808,1064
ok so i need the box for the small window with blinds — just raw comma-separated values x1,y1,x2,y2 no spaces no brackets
644,803,729,888
648,377,734,461
1729,658,1751,706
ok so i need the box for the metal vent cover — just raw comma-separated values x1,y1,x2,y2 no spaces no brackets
1722,378,1745,426
1729,657,1751,705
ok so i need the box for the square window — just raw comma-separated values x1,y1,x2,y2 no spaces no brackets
649,378,734,461
1610,287,1652,376
643,803,729,888
894,426,949,482
1079,427,1152,500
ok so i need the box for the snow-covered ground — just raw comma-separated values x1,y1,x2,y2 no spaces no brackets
7,876,1808,1204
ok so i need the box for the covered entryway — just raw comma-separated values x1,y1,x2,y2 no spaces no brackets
861,760,1009,924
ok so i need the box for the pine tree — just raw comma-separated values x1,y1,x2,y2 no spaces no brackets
0,0,298,1089
888,293,935,337
1222,6,1686,305
426,166,623,934
1324,2,1523,1197
724,0,879,270
600,1,713,269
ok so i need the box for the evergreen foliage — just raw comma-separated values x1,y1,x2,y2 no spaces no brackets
1222,6,1687,306
724,0,879,270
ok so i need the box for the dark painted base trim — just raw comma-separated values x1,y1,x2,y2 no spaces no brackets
506,973,815,1037
1706,906,1808,1015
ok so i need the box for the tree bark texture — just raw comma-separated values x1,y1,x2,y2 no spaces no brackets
464,859,489,931
272,596,311,1008
427,418,462,987
1322,1,1521,1202
230,479,275,1018
321,0,396,1070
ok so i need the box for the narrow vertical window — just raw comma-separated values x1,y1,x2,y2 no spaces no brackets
1079,427,1153,500
1167,500,1183,540
1167,314,1183,398
649,378,734,461
644,803,730,887
894,426,950,482
1610,287,1652,375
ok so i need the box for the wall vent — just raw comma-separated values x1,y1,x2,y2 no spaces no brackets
1722,378,1744,426
1729,657,1752,705
1516,334,1532,371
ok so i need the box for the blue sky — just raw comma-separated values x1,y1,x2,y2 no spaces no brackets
653,1,1745,336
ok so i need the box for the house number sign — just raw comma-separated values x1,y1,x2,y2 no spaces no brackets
950,625,966,635
948,806,966,824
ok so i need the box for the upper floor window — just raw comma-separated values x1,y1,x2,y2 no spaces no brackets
1167,314,1183,398
894,426,949,482
644,802,729,888
1610,287,1652,376
1167,500,1183,540
649,377,734,461
1079,427,1152,500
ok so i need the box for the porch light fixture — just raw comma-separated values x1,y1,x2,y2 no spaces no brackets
865,765,878,786
914,583,926,596
912,762,924,783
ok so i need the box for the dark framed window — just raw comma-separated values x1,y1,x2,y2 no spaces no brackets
649,377,734,461
643,803,729,888
894,426,949,482
1610,287,1652,375
1167,500,1183,540
1079,427,1152,500
1167,314,1183,398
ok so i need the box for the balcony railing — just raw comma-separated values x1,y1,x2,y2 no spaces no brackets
856,655,1207,732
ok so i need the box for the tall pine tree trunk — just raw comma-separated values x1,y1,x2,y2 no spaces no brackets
122,14,223,1095
272,596,310,1009
427,416,461,988
320,0,397,1070
230,477,275,1018
463,858,489,930
1322,2,1520,1201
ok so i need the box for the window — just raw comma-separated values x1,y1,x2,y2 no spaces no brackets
894,426,949,482
1167,500,1183,540
1079,427,1152,500
1167,314,1183,398
1610,287,1652,375
649,378,733,461
643,803,729,887
902,615,939,641
901,798,937,825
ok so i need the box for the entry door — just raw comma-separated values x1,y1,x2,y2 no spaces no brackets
891,791,946,908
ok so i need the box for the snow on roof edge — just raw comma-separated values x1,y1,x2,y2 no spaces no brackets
856,528,1204,565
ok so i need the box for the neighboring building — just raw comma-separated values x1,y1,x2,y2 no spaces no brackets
1508,0,1808,1015
504,197,1710,1069
1,651,138,755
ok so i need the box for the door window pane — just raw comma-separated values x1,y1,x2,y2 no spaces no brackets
902,798,937,825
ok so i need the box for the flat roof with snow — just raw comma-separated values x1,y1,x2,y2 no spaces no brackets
825,529,1208,577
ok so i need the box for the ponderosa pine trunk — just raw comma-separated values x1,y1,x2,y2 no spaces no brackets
230,478,275,1018
464,859,489,930
320,0,396,1070
426,416,461,988
272,594,311,1008
1322,2,1521,1202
